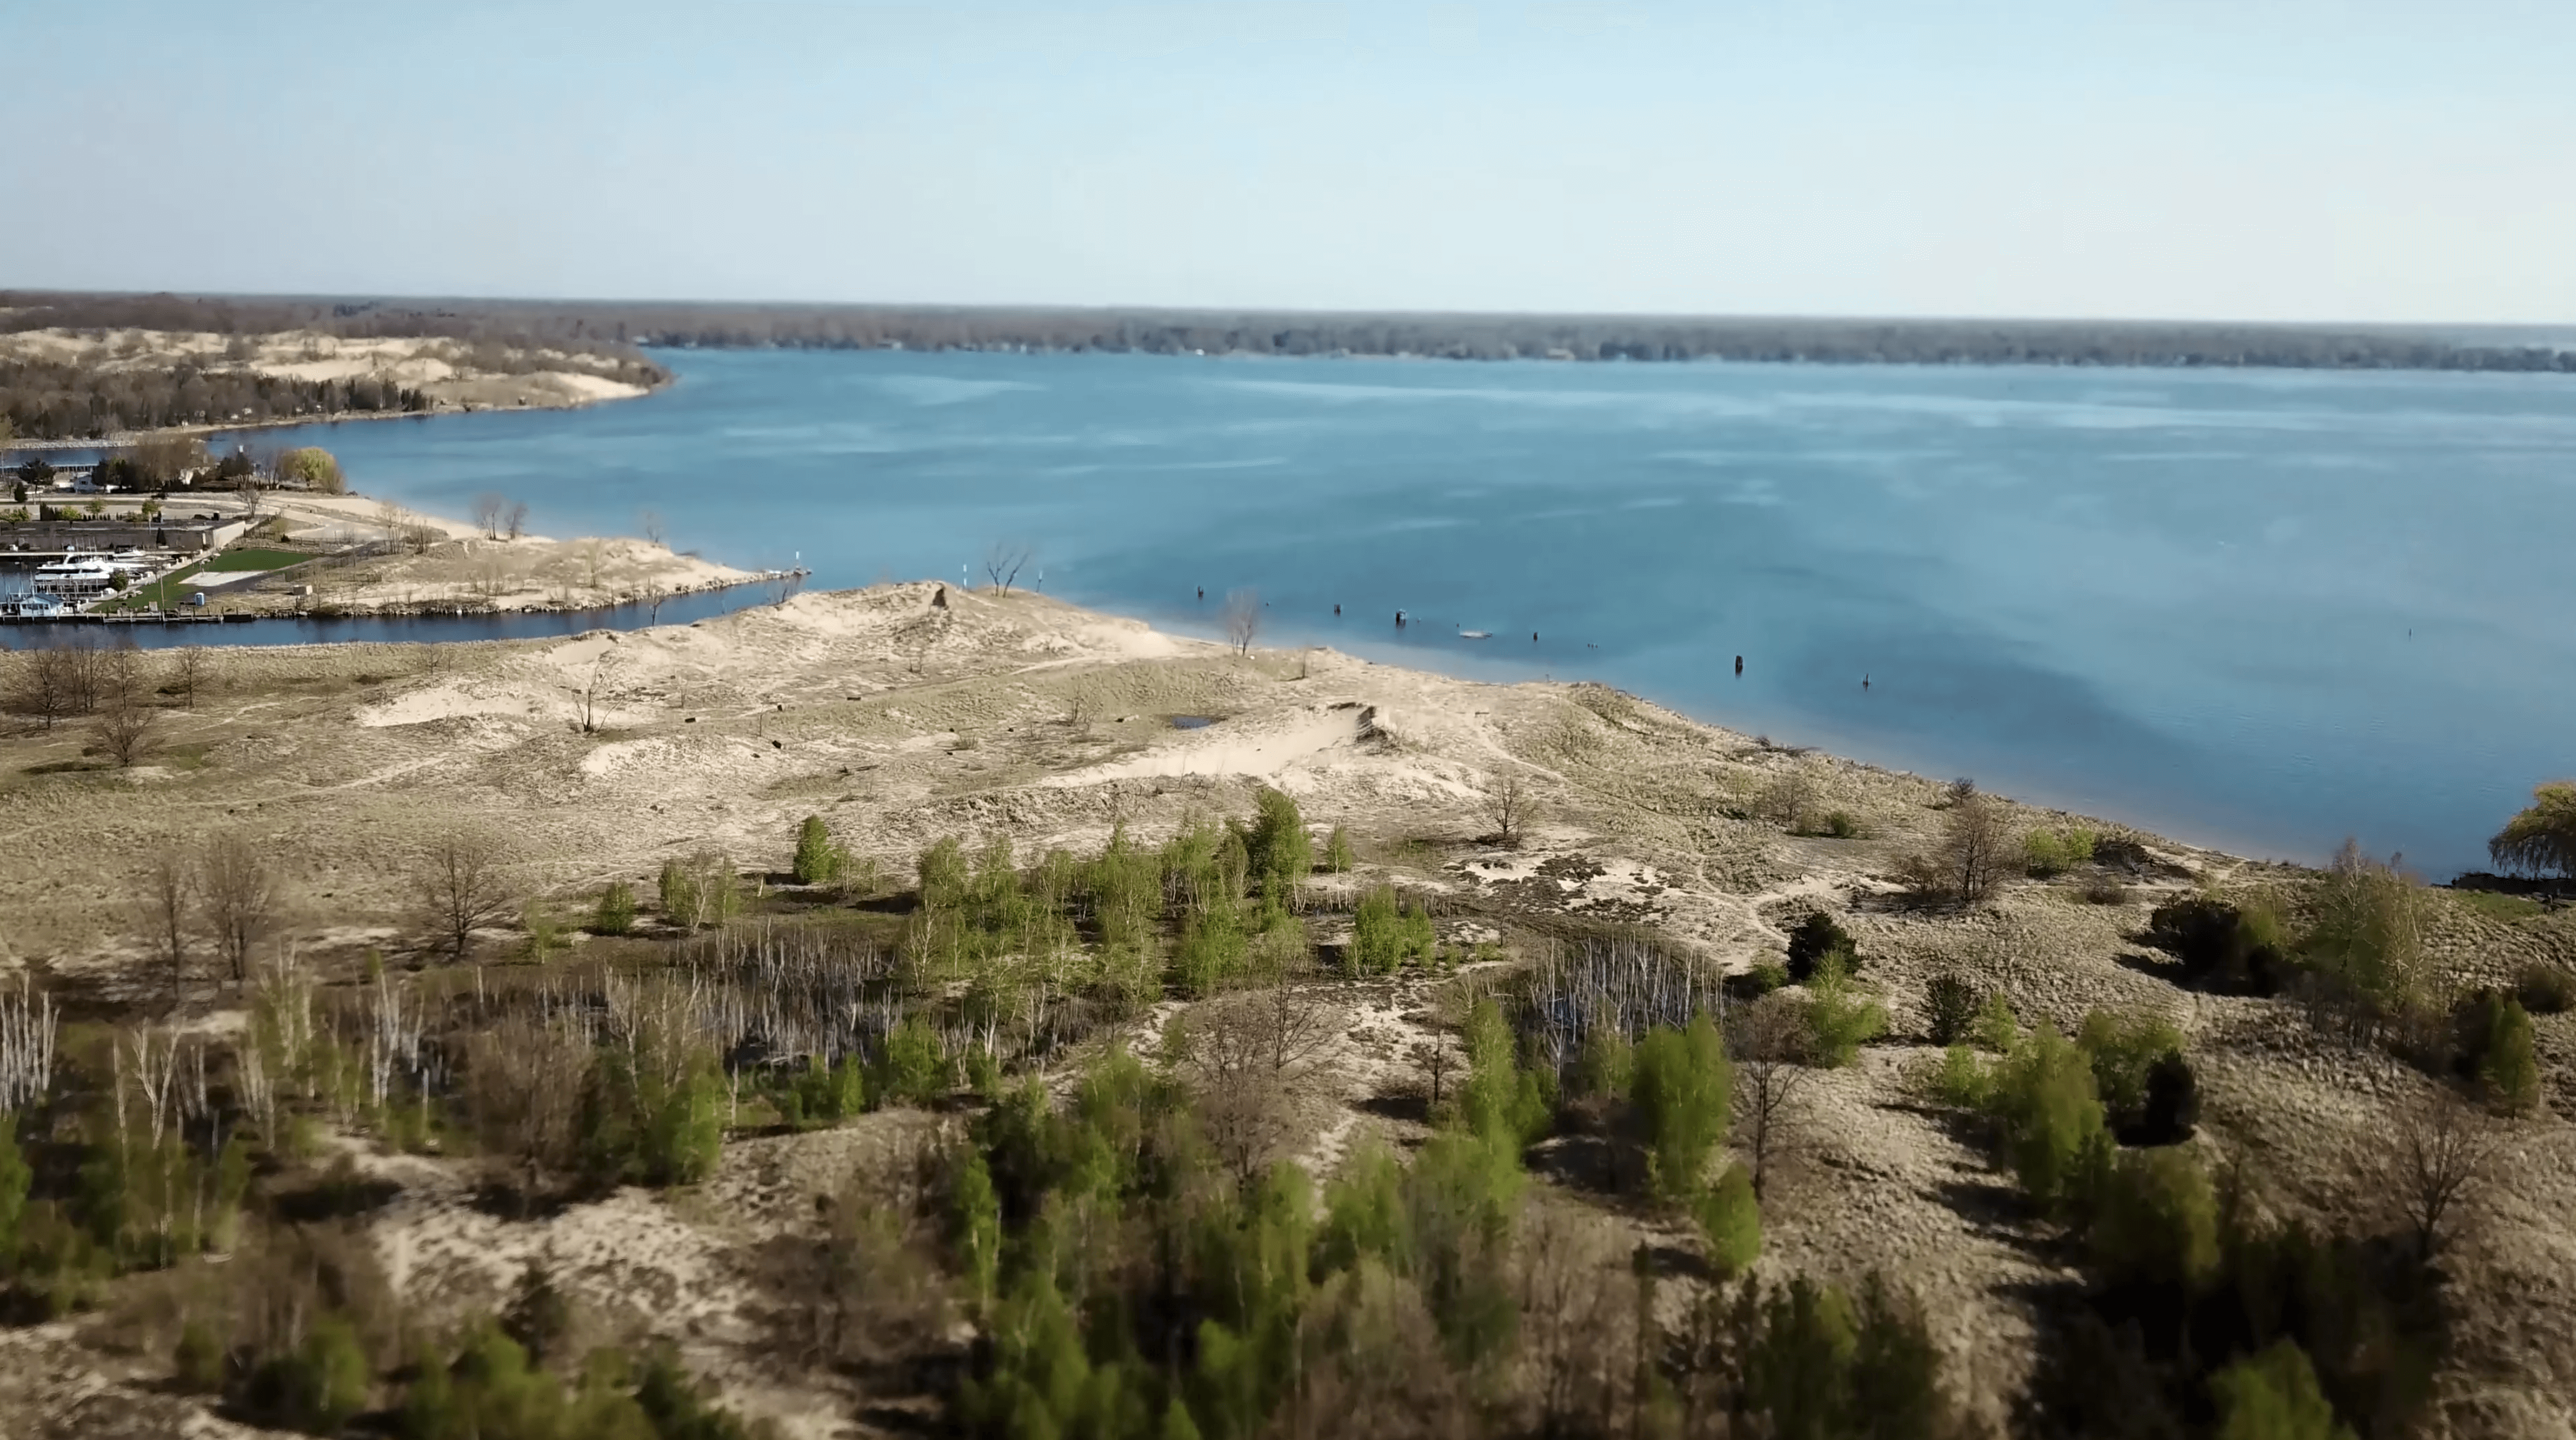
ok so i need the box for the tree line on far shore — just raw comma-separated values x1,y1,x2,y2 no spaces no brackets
11,289,2576,375
307,299,2576,374
0,291,667,441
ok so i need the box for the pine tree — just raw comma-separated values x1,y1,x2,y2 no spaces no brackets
2480,996,2542,1115
793,815,838,885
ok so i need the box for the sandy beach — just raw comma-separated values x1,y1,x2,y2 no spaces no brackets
0,579,2569,1436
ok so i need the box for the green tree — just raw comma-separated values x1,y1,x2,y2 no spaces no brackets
1925,972,1981,1046
259,1314,370,1434
592,879,636,936
0,1111,28,1259
2089,1148,2221,1290
1173,901,1247,996
1849,1274,1948,1440
1399,901,1438,969
696,854,742,928
2301,842,2425,1034
2488,780,2576,883
1323,825,1355,873
1402,1130,1524,1369
878,1016,947,1106
1974,991,2020,1052
174,1321,223,1393
2211,1341,2356,1440
1785,911,1858,982
1630,1016,1732,1202
1458,999,1551,1147
953,1150,1002,1306
792,815,838,885
1745,1276,1857,1440
1348,885,1404,976
919,836,970,912
2076,1008,2185,1130
1318,1141,1412,1275
658,859,701,930
783,1053,867,1129
1804,953,1888,1068
1992,1025,2112,1219
1242,788,1311,901
2479,995,2542,1115
1738,1272,1948,1440
582,1045,726,1188
1574,1024,1635,1102
277,447,345,494
1696,1161,1762,1274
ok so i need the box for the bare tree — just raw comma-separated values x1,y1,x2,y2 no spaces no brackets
1250,941,1340,1076
2384,1092,2495,1261
1762,766,1818,833
1197,1067,1297,1188
569,653,620,735
199,833,277,988
93,685,158,766
1410,1038,1456,1113
1938,785,2013,904
4,643,75,729
173,646,208,710
419,830,518,962
62,639,104,716
896,611,949,676
1187,979,1336,1085
812,1185,951,1371
471,492,506,539
1223,587,1262,657
1728,992,1813,1199
132,434,208,487
1483,772,1540,846
1519,1206,1633,1439
1186,941,1339,1181
638,508,667,547
472,549,514,600
1064,689,1097,735
467,1014,590,1210
982,542,1033,595
640,582,669,627
505,500,530,540
139,852,191,1010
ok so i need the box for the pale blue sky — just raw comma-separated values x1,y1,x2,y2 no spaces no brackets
5,1,2572,321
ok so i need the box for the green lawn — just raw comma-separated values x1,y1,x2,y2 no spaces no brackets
2451,888,2545,922
198,547,312,572
91,547,312,612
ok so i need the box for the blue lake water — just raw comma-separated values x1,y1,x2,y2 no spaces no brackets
218,349,2576,879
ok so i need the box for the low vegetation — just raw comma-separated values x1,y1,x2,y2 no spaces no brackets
0,593,2567,1438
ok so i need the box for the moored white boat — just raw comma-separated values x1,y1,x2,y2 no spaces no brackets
33,557,117,594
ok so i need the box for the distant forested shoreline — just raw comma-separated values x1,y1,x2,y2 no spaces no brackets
0,292,667,441
7,289,2574,375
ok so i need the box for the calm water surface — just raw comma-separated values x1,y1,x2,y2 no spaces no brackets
224,349,2576,878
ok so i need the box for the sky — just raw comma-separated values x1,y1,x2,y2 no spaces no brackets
6,1,2575,323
